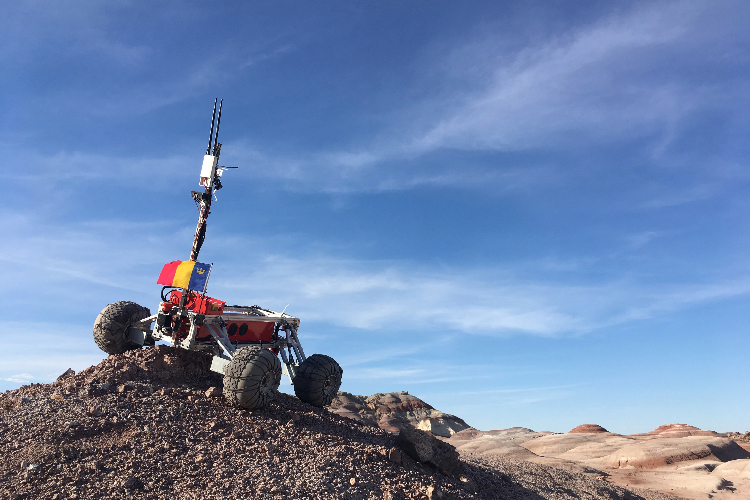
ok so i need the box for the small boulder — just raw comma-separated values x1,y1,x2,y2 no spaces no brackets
204,386,222,398
123,476,144,490
396,426,462,477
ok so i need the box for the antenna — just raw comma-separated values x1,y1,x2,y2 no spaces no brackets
206,98,217,155
213,99,223,157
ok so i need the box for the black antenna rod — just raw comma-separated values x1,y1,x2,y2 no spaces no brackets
213,99,223,156
206,98,217,155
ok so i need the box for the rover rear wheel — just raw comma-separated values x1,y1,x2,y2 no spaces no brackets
223,347,282,410
93,301,151,355
294,354,343,407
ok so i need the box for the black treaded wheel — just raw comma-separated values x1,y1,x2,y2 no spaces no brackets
223,347,282,410
93,301,151,355
293,354,343,407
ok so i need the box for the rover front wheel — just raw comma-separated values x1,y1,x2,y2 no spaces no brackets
93,301,151,355
294,354,343,407
223,347,282,410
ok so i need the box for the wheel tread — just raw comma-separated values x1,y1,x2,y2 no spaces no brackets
93,301,150,355
223,347,282,409
294,354,343,407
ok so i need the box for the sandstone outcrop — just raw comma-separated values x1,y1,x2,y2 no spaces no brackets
450,422,750,500
329,391,471,437
643,423,719,438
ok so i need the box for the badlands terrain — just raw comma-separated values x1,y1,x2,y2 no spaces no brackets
329,394,750,500
0,346,743,500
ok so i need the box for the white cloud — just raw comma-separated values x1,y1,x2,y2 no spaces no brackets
3,373,34,384
212,252,750,337
213,2,746,195
4,214,750,340
409,7,693,153
0,322,107,390
9,149,193,183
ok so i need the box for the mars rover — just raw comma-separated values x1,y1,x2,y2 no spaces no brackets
92,100,343,409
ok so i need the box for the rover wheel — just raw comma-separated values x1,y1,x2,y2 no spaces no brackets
294,354,343,407
93,301,151,355
223,347,282,410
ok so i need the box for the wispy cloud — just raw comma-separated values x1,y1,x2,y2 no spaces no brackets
3,373,34,384
215,2,748,195
409,4,695,154
216,252,750,336
4,215,750,338
9,150,193,183
0,323,107,391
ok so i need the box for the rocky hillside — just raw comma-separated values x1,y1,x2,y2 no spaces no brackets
0,346,684,500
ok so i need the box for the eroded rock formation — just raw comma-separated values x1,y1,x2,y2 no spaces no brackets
328,391,471,437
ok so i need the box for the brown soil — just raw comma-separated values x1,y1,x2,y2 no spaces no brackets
0,346,684,500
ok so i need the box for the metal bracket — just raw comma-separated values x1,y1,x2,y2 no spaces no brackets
278,321,305,384
204,323,236,360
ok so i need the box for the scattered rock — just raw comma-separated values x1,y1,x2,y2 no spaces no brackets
204,386,222,397
123,476,144,490
0,345,681,500
459,476,477,493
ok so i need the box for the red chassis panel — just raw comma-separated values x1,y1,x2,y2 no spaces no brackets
166,291,275,342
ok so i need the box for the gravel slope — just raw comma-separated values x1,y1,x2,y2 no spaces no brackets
0,346,686,500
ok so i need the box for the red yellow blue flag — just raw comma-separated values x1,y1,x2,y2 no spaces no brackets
157,261,212,292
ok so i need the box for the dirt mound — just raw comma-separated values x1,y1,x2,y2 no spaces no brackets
569,424,609,434
78,344,222,389
0,347,681,499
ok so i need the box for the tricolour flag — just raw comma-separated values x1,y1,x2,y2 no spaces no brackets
157,260,212,292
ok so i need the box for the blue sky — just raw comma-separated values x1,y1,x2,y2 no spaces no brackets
1,0,749,434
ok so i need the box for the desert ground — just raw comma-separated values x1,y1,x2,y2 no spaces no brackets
0,346,744,499
329,393,750,500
